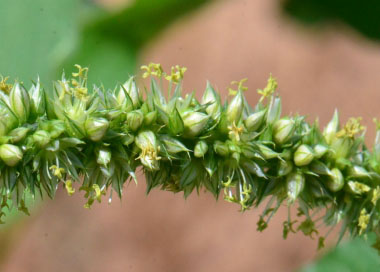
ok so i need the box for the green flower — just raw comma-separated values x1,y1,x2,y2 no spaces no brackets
194,140,208,158
85,117,109,141
0,144,23,166
9,82,30,124
327,168,344,192
182,111,209,137
135,131,161,171
273,118,295,145
244,110,266,131
294,144,314,166
286,172,305,202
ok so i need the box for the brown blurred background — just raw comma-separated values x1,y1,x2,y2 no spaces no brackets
2,0,380,271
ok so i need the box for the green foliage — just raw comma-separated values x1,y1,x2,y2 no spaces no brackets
282,0,380,42
300,236,380,272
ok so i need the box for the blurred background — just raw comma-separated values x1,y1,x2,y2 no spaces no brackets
1,0,380,271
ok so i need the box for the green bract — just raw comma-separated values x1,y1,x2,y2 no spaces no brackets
0,63,380,252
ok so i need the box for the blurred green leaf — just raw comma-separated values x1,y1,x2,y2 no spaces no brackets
61,0,212,88
0,0,97,84
282,0,380,42
299,237,380,272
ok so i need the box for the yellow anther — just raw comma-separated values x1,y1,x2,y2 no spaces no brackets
141,63,164,78
49,165,65,179
228,122,244,141
72,64,88,79
358,208,370,235
0,76,12,93
165,65,187,83
257,74,277,102
65,180,75,196
372,186,380,205
229,78,248,95
336,117,365,138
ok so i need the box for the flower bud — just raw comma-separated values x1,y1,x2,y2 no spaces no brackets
273,118,295,145
126,110,144,132
41,120,65,139
135,131,160,171
29,77,46,118
226,90,243,124
214,141,229,156
201,82,221,120
160,135,190,154
244,110,266,131
194,141,208,157
0,144,23,166
331,137,352,159
9,127,30,143
32,130,51,147
278,160,293,176
313,144,328,159
286,172,305,202
348,165,370,178
326,168,344,192
182,111,209,137
257,144,279,160
294,144,314,166
97,147,111,166
119,77,140,108
323,109,339,145
143,111,157,126
85,117,109,141
121,133,134,146
10,82,30,124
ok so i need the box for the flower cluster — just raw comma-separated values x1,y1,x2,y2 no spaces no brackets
0,64,380,250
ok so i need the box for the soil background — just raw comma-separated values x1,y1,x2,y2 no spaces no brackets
2,0,380,271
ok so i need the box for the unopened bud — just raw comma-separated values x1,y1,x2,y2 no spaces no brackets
331,137,352,159
160,135,190,154
182,111,209,137
202,82,221,120
10,82,30,124
214,141,229,156
9,127,30,143
121,133,134,146
244,110,266,131
143,111,157,126
278,160,293,176
30,77,46,118
97,147,111,166
119,77,140,108
226,90,243,124
126,110,144,132
0,144,23,166
286,172,305,202
348,165,370,178
273,118,295,145
323,110,339,145
85,117,109,141
194,141,208,157
32,130,51,147
313,144,328,159
327,168,344,192
294,144,314,166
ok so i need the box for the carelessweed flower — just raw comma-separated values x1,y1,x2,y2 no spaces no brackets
32,130,51,148
10,82,30,124
0,144,23,166
85,117,109,141
135,130,161,171
182,111,209,137
194,140,208,158
202,82,221,120
294,144,314,166
327,168,344,192
286,172,305,202
273,118,295,145
1,64,380,252
244,110,266,131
